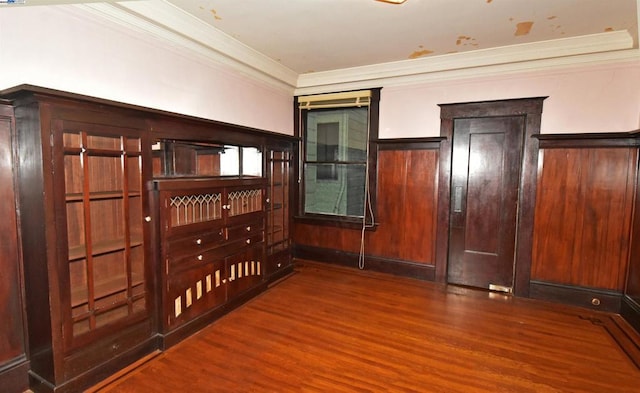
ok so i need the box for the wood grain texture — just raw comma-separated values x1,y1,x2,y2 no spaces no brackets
368,149,438,264
626,149,640,306
532,148,636,290
0,104,29,393
93,261,640,393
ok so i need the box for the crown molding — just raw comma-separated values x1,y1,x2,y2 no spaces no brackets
76,1,636,95
296,30,635,91
294,49,640,96
75,1,298,92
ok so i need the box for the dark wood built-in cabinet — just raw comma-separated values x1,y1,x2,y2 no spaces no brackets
0,86,296,392
154,176,267,347
8,91,156,393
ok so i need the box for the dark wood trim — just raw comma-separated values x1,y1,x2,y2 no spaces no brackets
622,296,640,334
530,280,622,313
293,244,436,281
436,97,545,296
375,137,445,150
294,88,381,228
535,132,640,148
293,214,378,230
29,336,158,393
1,84,298,146
439,97,547,118
0,357,29,393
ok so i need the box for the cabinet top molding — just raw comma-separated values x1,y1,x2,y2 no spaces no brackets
0,84,298,143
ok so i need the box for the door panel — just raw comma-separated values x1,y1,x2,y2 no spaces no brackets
448,116,524,290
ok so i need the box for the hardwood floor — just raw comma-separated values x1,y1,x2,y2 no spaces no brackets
92,261,640,392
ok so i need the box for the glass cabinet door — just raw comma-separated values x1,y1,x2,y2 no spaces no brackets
266,150,291,256
63,129,147,345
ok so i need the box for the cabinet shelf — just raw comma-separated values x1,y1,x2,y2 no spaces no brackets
64,147,127,157
66,191,142,202
71,275,144,309
69,235,144,261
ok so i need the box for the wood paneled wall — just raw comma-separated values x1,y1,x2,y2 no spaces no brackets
293,145,439,274
367,148,438,263
532,147,636,291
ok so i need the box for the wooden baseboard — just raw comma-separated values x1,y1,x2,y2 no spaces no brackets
622,295,640,334
292,244,436,281
529,280,622,312
29,337,158,393
0,357,29,393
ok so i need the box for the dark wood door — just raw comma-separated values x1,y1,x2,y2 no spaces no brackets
447,116,524,291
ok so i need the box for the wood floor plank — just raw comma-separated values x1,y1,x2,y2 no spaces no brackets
93,261,640,392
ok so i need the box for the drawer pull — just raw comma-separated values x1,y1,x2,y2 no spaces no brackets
144,216,152,222
277,263,282,268
246,239,251,244
246,226,251,232
195,238,202,245
197,255,203,261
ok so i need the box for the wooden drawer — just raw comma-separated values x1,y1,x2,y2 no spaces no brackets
266,249,291,277
167,229,226,261
168,244,229,274
167,261,227,330
227,221,264,243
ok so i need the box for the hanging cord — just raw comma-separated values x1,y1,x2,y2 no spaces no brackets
359,110,375,270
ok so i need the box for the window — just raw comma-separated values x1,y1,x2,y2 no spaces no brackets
296,89,380,225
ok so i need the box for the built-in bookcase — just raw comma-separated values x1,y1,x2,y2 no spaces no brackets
62,130,147,343
266,148,293,276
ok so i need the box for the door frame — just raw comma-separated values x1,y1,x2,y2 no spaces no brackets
435,97,546,297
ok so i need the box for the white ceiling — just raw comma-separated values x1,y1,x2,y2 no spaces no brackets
8,0,640,92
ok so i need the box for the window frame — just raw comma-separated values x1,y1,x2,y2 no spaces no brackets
294,88,380,228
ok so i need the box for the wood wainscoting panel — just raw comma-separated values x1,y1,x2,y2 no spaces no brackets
293,223,361,254
367,148,438,264
532,147,636,291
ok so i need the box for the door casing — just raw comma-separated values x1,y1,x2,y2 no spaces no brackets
435,98,546,297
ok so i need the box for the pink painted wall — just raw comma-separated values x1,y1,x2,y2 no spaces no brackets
2,6,639,138
379,61,640,137
0,5,294,135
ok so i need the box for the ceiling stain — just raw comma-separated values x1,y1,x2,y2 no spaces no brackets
547,16,557,20
486,0,492,3
456,35,477,47
409,48,434,59
604,27,614,32
515,21,534,36
210,9,222,21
